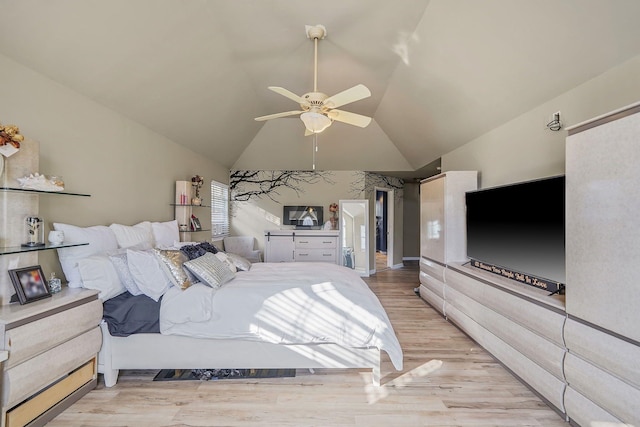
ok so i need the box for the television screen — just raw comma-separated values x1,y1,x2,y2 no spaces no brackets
283,206,323,227
465,175,565,285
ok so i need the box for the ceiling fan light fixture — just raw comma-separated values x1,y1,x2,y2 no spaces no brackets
300,111,331,134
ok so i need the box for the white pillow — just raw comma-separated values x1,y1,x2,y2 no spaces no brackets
151,220,180,249
183,252,235,289
109,221,154,249
160,283,215,326
77,255,126,301
126,249,170,301
53,223,119,288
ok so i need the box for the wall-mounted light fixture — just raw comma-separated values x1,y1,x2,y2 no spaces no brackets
546,111,562,131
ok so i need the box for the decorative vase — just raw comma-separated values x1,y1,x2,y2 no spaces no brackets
23,216,45,247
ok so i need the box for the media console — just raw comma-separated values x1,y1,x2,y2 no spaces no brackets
419,102,640,426
419,259,567,412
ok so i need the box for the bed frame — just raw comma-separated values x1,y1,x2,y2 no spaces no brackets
97,323,382,386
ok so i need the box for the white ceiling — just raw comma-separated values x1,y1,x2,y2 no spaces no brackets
2,0,640,177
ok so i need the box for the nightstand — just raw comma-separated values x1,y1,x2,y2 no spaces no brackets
0,287,102,427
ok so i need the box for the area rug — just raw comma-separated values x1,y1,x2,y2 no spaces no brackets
153,368,296,381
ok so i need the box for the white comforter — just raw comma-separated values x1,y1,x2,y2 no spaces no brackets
159,262,403,370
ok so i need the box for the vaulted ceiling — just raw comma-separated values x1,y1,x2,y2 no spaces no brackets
2,0,640,178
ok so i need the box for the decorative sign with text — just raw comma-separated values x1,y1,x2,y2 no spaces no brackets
470,259,563,294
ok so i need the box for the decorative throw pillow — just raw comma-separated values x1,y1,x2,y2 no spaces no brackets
151,220,179,249
180,241,220,260
77,255,127,301
226,253,252,272
153,249,193,290
214,251,237,273
109,252,143,296
53,223,119,288
109,221,155,249
126,249,170,301
183,252,235,289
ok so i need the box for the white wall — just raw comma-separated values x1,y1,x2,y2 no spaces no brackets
442,54,640,189
0,53,228,280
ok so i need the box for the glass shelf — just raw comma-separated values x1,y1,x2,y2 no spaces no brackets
0,187,91,197
0,242,89,256
171,203,210,208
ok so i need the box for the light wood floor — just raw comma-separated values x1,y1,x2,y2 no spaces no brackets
49,262,568,427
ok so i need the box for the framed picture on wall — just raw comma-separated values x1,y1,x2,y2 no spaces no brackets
8,265,52,304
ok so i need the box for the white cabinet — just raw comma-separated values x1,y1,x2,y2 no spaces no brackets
419,171,477,312
420,171,477,265
264,233,295,262
563,102,640,427
264,230,339,264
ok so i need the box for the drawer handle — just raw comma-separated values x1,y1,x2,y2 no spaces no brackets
299,240,309,243
322,241,332,244
323,254,332,256
299,253,308,256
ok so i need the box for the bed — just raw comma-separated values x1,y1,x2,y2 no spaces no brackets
98,262,403,386
52,221,403,387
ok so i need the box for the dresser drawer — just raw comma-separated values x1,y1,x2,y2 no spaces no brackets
295,249,337,262
295,236,337,249
3,326,101,408
3,299,103,369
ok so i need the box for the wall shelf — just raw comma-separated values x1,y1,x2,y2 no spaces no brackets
170,203,210,208
0,242,89,257
0,187,91,197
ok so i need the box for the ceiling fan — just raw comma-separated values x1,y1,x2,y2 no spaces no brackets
255,25,372,135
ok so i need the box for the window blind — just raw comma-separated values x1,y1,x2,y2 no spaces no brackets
210,180,229,239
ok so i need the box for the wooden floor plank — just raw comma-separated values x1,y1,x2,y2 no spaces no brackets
47,261,568,426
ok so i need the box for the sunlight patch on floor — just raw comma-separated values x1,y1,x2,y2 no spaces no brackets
364,359,444,404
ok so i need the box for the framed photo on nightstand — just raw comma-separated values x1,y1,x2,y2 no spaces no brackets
8,265,52,304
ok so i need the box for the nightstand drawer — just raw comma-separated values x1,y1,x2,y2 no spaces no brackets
295,237,337,249
2,326,101,408
5,358,96,427
3,299,103,369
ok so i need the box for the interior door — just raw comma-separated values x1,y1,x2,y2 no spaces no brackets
339,200,370,276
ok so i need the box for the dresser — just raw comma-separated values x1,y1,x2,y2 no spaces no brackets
264,230,340,264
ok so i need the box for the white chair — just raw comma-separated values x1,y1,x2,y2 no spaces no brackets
223,236,262,263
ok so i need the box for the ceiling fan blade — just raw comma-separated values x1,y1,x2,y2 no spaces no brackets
326,109,372,128
268,87,308,105
255,110,304,121
323,84,371,109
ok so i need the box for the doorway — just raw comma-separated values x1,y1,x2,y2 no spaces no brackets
375,188,393,272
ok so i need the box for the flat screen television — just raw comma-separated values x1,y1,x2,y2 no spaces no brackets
283,205,323,228
465,175,565,290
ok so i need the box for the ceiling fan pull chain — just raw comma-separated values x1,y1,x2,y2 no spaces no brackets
312,134,318,170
